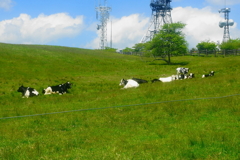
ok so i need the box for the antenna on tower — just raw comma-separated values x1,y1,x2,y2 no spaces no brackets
141,0,173,43
219,5,234,43
96,0,111,49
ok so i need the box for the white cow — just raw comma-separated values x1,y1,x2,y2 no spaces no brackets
152,75,177,83
119,79,139,89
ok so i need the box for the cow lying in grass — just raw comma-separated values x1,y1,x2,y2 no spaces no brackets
131,78,148,84
202,71,215,78
151,75,177,83
176,67,189,76
152,73,194,83
17,85,39,98
177,73,194,79
42,82,72,95
187,73,195,79
119,79,139,89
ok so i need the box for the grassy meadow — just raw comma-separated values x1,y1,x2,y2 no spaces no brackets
0,43,240,159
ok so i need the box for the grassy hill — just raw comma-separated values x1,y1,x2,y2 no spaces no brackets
0,43,240,159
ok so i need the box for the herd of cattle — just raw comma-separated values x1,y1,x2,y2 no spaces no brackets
119,67,215,89
17,67,215,98
17,82,72,98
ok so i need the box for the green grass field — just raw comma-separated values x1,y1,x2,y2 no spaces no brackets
0,43,240,159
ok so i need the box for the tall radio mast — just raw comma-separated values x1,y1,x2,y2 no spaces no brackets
96,0,111,49
219,7,234,42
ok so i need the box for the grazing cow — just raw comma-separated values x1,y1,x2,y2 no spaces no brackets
151,75,177,83
131,78,148,84
202,71,215,78
17,85,39,98
119,79,139,89
176,67,189,76
43,82,72,95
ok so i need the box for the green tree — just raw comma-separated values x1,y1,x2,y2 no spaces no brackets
196,40,217,51
190,48,197,53
220,38,240,50
132,43,148,56
146,22,188,64
133,43,145,53
122,47,134,54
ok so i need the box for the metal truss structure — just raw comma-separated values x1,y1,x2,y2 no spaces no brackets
219,8,234,43
141,0,172,43
96,0,111,49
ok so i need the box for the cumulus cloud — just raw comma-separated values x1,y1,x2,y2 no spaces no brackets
86,14,149,49
0,13,84,44
0,0,13,10
88,5,240,50
172,6,238,48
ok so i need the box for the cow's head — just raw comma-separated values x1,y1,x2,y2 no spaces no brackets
65,82,72,89
188,73,194,78
17,85,26,93
119,79,128,86
185,68,189,74
210,71,215,74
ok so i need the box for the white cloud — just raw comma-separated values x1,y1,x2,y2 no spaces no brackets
0,13,84,44
110,14,149,48
86,14,149,49
172,6,238,48
0,0,13,10
88,6,240,50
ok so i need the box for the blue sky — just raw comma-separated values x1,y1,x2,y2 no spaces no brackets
0,0,239,49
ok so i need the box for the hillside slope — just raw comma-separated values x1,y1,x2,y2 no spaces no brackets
0,43,240,159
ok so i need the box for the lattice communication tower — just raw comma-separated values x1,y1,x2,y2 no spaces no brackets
219,7,234,42
96,0,111,49
141,0,172,43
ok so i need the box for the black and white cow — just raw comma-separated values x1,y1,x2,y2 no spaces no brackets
119,79,139,89
131,78,148,84
176,67,189,77
17,85,39,98
151,75,177,83
176,74,187,80
42,82,72,95
187,73,195,79
202,71,215,78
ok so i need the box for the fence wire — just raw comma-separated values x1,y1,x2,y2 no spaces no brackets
1,93,240,120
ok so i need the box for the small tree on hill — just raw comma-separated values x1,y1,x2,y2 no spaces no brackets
145,22,188,64
196,40,217,51
133,43,145,53
122,47,134,54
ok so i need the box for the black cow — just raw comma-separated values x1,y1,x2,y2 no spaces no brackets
43,82,72,95
17,85,39,98
131,78,148,84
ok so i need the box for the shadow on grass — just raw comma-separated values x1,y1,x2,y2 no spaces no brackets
148,61,189,66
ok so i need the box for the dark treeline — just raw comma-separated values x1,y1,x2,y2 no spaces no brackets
120,49,240,57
